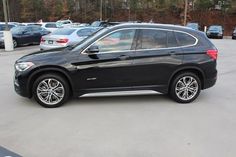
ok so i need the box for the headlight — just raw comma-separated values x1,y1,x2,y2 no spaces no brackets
15,62,34,72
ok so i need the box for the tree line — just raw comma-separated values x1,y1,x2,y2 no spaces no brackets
0,0,235,24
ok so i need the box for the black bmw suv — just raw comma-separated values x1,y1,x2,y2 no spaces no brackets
14,23,218,108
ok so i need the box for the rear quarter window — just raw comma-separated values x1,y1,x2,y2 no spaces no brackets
175,32,197,46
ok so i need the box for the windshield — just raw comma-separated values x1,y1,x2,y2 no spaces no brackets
187,23,198,30
11,26,27,34
71,27,107,51
91,21,101,27
0,24,15,31
209,26,222,31
51,28,75,35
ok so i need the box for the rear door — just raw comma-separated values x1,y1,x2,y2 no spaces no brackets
132,28,184,88
31,26,43,43
18,27,33,45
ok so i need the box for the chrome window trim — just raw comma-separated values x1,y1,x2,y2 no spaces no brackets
81,27,198,55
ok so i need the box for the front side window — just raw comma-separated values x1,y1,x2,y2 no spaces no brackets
92,29,136,53
175,32,196,46
137,29,168,50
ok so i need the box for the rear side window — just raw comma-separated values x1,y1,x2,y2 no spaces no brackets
31,26,41,31
167,31,178,47
51,28,75,35
175,32,196,46
138,29,167,49
45,23,57,28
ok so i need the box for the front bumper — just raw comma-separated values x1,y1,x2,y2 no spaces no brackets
232,34,236,39
207,33,223,38
14,71,31,98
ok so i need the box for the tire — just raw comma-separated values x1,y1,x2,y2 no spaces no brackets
169,72,201,103
13,39,18,48
32,74,70,108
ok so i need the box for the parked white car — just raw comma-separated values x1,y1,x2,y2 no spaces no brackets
56,20,73,28
41,22,60,32
40,27,100,50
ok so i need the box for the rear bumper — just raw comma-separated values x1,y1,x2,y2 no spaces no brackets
39,44,66,50
203,72,217,90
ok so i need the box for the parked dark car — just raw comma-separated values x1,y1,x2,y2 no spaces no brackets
0,26,51,48
232,27,236,39
207,25,224,39
14,23,218,108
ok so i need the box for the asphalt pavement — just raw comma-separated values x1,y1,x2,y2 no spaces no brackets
0,40,236,157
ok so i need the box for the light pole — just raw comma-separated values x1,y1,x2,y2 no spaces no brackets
2,0,14,51
100,0,103,21
184,0,188,26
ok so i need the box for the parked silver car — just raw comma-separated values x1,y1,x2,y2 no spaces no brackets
40,27,100,50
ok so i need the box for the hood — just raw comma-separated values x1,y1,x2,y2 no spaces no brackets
16,47,71,64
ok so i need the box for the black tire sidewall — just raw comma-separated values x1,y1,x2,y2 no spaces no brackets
13,39,17,48
170,72,201,103
32,74,70,108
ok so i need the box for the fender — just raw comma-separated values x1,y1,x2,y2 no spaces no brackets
168,65,206,91
27,65,75,97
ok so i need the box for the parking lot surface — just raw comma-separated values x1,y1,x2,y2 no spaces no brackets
0,40,236,157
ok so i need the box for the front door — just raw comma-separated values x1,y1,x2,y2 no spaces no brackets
71,29,138,90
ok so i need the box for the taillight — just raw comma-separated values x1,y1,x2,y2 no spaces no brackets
40,37,45,43
207,49,218,60
56,38,69,43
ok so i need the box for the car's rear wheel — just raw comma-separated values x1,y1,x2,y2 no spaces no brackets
170,72,201,103
13,39,18,48
33,74,70,108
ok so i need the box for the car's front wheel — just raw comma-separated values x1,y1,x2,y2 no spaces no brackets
33,74,70,108
170,72,201,103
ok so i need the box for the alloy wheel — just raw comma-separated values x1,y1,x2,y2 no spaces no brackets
36,78,65,106
175,76,199,101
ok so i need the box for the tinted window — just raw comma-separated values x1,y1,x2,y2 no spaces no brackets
51,28,75,35
77,28,95,37
31,26,41,31
175,32,196,46
0,24,15,31
93,29,135,52
209,26,222,31
167,31,178,47
45,23,57,28
137,29,167,49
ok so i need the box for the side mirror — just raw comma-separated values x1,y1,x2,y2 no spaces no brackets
86,45,99,54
